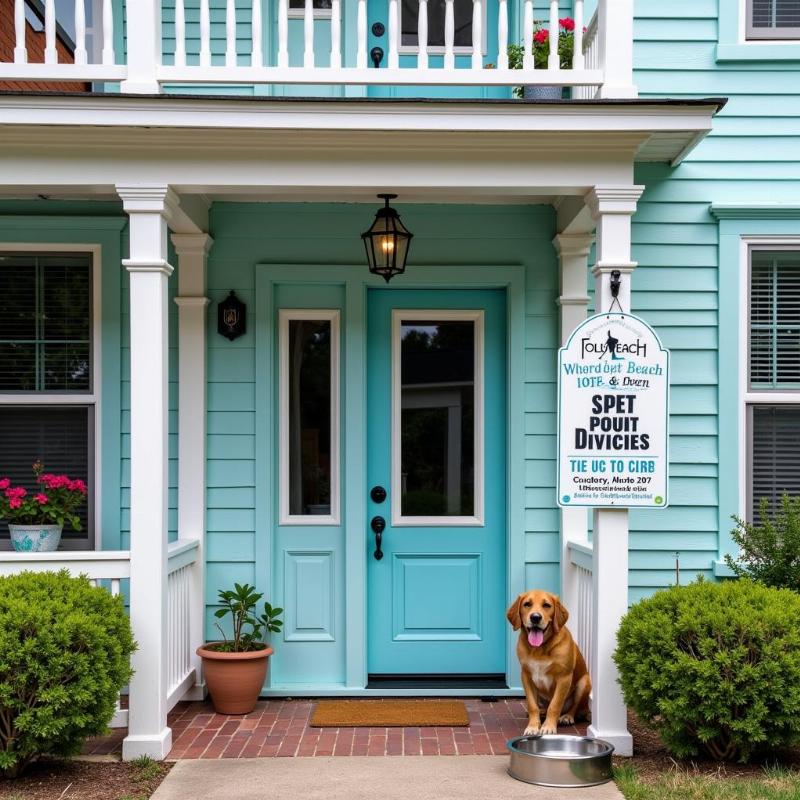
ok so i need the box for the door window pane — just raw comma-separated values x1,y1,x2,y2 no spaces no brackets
287,319,333,516
401,0,474,47
400,319,475,516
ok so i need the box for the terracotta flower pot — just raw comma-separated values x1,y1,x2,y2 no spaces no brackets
197,643,273,715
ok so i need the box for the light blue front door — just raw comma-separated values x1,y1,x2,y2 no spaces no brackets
366,289,507,676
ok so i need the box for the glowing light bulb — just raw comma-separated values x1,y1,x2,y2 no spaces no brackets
381,238,395,253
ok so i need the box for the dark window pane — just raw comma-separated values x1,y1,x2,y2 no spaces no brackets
0,253,91,392
752,0,800,28
752,406,800,518
400,320,475,516
288,319,333,516
0,406,91,541
401,0,474,47
288,0,333,9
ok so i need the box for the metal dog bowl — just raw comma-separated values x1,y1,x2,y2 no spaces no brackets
507,734,614,788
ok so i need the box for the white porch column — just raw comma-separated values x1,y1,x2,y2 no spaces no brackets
584,185,643,757
596,0,637,99
120,0,162,94
118,184,178,761
172,233,213,701
554,233,592,620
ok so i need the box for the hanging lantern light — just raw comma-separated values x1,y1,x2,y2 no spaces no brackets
361,193,413,283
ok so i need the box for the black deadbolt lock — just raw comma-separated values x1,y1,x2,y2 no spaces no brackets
370,485,387,504
372,21,385,37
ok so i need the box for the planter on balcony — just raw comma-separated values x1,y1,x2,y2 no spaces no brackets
523,85,564,100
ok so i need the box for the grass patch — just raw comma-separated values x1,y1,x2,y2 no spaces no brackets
614,763,800,800
130,755,163,784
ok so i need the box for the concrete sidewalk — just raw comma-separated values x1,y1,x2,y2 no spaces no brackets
152,756,624,799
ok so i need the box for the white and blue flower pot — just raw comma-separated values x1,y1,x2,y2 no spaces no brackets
9,524,63,552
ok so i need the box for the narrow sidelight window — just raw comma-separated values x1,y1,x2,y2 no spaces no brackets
280,310,340,524
393,310,483,525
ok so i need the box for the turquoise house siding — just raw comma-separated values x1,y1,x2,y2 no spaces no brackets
623,0,800,601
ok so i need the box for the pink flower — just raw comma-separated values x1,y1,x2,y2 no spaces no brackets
559,17,575,31
34,493,49,505
69,479,87,495
5,487,26,500
533,28,549,44
9,498,22,510
0,478,9,491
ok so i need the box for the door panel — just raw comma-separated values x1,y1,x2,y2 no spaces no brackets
366,288,506,675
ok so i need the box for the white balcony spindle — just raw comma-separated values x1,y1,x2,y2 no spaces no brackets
388,0,399,68
226,0,237,66
14,0,27,63
278,0,289,67
200,0,211,68
548,0,559,70
44,0,57,64
252,0,263,66
443,0,455,70
74,0,88,65
497,0,508,69
418,0,428,70
101,0,115,65
111,578,121,597
304,0,314,68
357,0,367,67
470,0,481,70
175,0,186,67
522,0,533,71
330,0,341,68
573,0,584,69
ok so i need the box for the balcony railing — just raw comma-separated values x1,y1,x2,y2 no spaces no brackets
0,0,635,97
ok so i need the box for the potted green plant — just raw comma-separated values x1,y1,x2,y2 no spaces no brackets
508,17,579,99
0,461,87,552
197,583,283,714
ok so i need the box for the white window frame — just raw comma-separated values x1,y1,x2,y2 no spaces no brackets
0,244,102,551
278,309,341,526
391,308,484,527
739,237,800,521
397,0,488,56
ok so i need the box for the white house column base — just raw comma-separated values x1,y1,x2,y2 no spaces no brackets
587,726,633,757
122,729,173,762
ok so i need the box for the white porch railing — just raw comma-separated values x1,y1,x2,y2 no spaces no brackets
567,539,593,681
0,0,635,97
0,538,200,731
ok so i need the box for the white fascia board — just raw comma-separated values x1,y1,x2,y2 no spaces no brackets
0,94,719,138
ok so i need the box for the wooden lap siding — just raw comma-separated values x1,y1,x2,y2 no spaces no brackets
0,0,90,92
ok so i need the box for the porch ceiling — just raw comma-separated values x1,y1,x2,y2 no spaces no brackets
0,93,724,205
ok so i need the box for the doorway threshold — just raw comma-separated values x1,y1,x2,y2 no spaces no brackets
367,674,508,690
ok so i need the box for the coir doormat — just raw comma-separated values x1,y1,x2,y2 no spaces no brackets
310,700,470,728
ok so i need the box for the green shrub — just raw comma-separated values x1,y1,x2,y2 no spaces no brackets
725,494,800,590
0,570,135,776
614,578,800,762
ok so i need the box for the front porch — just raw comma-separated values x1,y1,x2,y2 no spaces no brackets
83,698,588,759
0,90,721,761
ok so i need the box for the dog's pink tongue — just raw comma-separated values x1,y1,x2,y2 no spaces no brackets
528,629,544,648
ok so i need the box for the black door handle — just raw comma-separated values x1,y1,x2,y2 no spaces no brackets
371,515,385,560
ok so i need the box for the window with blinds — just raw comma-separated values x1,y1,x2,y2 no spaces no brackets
749,250,800,389
0,254,92,393
0,407,92,541
750,405,800,518
747,0,800,39
0,252,94,546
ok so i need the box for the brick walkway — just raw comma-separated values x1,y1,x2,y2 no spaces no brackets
83,698,588,760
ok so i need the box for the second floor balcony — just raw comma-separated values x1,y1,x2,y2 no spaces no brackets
0,0,635,99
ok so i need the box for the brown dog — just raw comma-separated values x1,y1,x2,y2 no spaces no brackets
507,589,591,736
